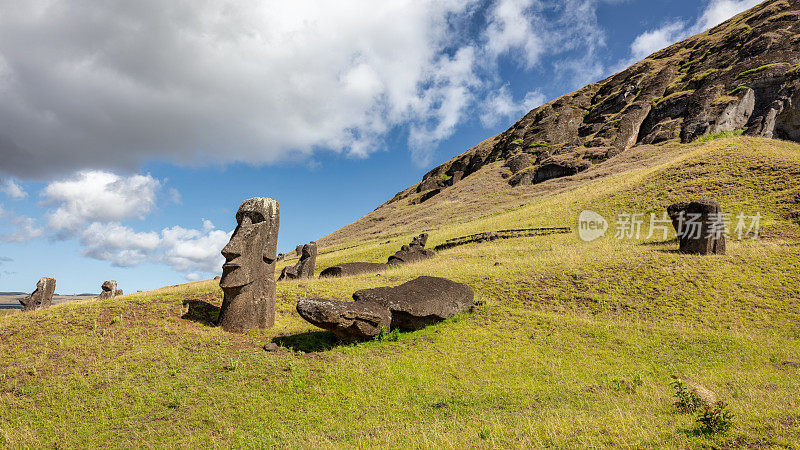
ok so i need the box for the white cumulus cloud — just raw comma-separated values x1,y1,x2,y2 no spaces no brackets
42,171,161,233
0,205,44,243
1,178,27,200
78,219,230,276
480,86,546,128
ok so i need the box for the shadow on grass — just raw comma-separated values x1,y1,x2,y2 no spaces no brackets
272,331,340,353
181,300,220,327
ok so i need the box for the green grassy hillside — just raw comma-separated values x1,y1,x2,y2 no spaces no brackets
1,137,799,448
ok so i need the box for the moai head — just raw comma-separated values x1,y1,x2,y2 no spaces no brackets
220,198,280,290
218,197,279,332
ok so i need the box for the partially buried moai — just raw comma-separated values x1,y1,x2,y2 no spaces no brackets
218,197,280,333
19,277,56,312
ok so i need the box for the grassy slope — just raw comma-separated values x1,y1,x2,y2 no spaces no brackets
1,137,799,448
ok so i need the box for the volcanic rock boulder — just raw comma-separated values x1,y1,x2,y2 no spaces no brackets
19,277,56,312
319,262,388,278
387,233,435,265
97,280,119,300
218,197,280,332
353,276,475,330
667,199,726,255
278,241,317,281
296,298,392,341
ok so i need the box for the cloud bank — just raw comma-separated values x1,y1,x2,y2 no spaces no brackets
0,0,625,176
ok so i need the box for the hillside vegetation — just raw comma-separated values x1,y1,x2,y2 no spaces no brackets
1,137,799,448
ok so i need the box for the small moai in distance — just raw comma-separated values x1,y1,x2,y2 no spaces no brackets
667,199,726,255
19,277,56,312
278,241,318,281
295,244,303,257
276,252,285,262
98,280,120,300
388,233,435,265
218,197,280,333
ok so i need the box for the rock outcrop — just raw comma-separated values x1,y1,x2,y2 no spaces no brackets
297,276,475,340
386,0,800,203
388,233,435,265
278,241,317,281
19,277,56,312
668,199,727,255
319,262,388,278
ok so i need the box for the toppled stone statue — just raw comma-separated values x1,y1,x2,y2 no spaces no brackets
296,298,391,341
278,241,317,281
319,262,388,278
218,197,280,332
97,280,121,300
20,277,56,312
667,199,726,255
297,276,475,341
387,233,435,265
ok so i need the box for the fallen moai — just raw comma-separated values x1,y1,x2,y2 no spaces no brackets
667,199,726,255
19,277,56,312
97,280,122,300
218,197,280,332
319,262,388,278
387,233,435,265
278,241,317,281
297,276,475,341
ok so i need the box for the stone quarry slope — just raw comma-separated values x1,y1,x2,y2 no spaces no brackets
320,0,800,247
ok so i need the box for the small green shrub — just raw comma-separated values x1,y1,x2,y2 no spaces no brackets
510,138,524,145
375,328,400,342
670,378,705,413
439,173,452,182
693,129,744,143
697,402,734,434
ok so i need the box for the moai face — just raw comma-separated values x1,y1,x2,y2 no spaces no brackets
218,197,279,332
220,199,279,290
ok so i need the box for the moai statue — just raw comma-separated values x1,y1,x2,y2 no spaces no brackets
98,280,118,300
19,277,56,312
218,197,280,332
278,241,318,281
295,244,304,257
388,233,435,265
667,199,726,255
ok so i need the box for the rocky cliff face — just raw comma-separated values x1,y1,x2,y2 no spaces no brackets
389,0,800,205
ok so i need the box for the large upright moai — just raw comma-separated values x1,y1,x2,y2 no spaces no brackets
218,197,280,333
19,277,56,312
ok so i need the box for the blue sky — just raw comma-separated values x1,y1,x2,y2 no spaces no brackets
0,0,762,294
